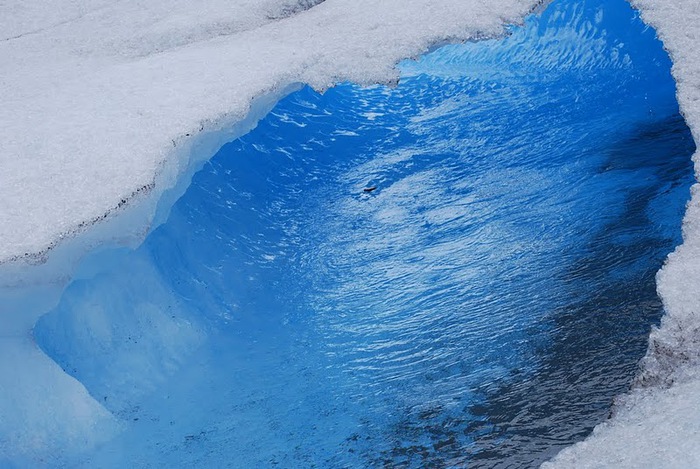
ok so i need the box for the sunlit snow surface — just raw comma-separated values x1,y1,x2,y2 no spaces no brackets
0,0,541,262
23,0,697,466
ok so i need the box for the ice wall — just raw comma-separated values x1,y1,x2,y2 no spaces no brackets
544,0,700,466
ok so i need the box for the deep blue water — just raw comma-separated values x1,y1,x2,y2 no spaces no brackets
35,0,695,466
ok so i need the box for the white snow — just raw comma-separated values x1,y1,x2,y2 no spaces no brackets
545,0,700,466
542,378,700,468
0,0,542,267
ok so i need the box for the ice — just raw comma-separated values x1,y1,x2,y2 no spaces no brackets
542,379,700,467
0,336,121,466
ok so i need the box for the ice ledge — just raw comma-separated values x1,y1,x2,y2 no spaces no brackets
0,83,300,290
0,0,543,270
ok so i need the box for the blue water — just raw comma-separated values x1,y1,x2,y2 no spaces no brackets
34,0,695,466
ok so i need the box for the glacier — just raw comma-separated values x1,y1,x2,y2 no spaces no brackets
1,0,700,467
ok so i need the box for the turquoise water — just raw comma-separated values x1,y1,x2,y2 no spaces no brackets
35,0,695,466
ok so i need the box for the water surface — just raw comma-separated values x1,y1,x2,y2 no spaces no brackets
35,0,695,466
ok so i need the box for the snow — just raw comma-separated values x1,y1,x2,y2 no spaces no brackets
0,0,542,267
632,0,700,388
544,0,700,466
542,378,700,468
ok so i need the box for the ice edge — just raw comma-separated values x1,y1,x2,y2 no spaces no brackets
544,0,700,466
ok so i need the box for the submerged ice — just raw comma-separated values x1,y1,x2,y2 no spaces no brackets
5,0,693,466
